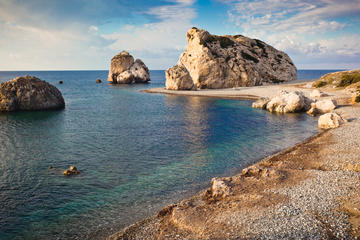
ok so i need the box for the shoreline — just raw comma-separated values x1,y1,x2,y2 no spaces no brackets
109,83,360,239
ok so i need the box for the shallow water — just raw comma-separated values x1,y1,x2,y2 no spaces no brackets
0,70,334,239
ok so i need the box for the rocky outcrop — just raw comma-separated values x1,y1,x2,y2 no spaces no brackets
165,28,296,90
313,69,360,88
307,99,337,116
0,76,65,112
265,91,312,113
318,113,346,129
108,51,150,84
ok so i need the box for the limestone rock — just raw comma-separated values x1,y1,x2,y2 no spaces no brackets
266,91,312,113
210,177,232,199
165,65,194,90
165,28,296,90
63,165,80,176
307,99,337,116
252,97,270,109
108,51,150,84
0,76,65,112
318,112,346,129
310,89,327,98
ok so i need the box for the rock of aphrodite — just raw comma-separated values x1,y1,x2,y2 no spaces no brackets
108,51,150,84
165,28,296,90
0,76,65,112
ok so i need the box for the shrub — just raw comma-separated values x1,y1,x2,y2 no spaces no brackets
314,81,327,88
336,73,360,87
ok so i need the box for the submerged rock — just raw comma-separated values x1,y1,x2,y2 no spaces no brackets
166,28,296,90
266,91,312,113
108,51,150,84
318,112,346,129
63,165,80,176
0,76,65,112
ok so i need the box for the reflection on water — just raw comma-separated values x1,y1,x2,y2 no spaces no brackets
0,70,319,240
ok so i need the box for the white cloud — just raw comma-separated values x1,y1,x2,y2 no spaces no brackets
100,0,197,69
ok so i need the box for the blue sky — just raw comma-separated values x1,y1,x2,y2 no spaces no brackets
1,0,359,70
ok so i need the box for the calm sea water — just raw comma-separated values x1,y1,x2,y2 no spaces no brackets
0,70,337,239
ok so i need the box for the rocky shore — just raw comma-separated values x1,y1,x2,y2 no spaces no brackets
109,78,360,239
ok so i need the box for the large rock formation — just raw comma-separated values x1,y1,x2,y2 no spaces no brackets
108,51,150,84
165,28,296,90
0,76,65,112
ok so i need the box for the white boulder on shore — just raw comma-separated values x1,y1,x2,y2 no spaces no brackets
166,27,297,90
318,112,346,129
264,91,312,113
108,51,150,84
307,99,337,116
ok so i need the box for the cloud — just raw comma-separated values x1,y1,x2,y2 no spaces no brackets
101,0,197,69
219,0,360,68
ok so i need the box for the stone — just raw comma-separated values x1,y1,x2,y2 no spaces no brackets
307,99,337,116
96,79,102,83
318,112,346,129
210,177,232,199
310,89,327,98
266,91,312,113
59,81,63,84
252,97,270,109
63,165,80,176
165,28,296,90
165,64,194,90
351,91,360,104
0,76,65,112
108,51,150,84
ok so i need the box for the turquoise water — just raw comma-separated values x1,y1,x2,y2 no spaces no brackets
0,70,333,239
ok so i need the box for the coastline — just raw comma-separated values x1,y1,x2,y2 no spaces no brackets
109,83,360,239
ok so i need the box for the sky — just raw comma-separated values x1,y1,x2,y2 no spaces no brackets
0,0,360,70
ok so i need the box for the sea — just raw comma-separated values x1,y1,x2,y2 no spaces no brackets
0,70,341,239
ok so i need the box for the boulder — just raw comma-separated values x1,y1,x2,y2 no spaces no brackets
318,113,346,129
165,28,296,90
96,79,102,83
252,97,270,109
0,76,65,112
63,165,80,176
266,91,312,113
210,177,232,199
310,89,327,98
108,51,150,84
165,65,194,90
307,99,337,116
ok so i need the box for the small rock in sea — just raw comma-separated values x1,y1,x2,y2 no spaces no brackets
49,165,54,169
96,79,102,83
59,81,63,84
63,165,80,176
